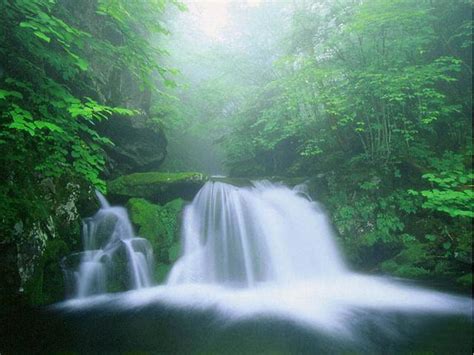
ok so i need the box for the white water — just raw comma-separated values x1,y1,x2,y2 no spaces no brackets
63,192,154,298
60,182,471,336
168,181,344,286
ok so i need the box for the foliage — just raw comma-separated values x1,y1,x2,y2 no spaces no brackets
409,151,473,218
0,0,178,302
173,0,472,286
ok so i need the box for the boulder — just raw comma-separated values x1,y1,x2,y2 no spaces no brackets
107,172,208,204
98,114,168,177
126,197,185,283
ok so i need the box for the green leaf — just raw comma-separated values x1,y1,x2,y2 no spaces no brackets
34,121,64,133
0,89,23,100
76,57,88,71
442,242,452,250
33,31,51,43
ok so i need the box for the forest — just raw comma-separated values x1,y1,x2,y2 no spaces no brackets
0,0,472,353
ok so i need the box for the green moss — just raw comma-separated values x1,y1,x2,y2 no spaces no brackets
107,171,208,203
168,241,181,263
456,273,472,287
112,171,206,188
127,197,184,282
128,197,184,247
127,198,168,247
155,263,172,283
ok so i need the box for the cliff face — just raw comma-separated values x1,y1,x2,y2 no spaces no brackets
98,114,168,178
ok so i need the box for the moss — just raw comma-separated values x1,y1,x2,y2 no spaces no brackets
168,242,181,263
128,198,184,247
127,198,169,248
127,197,184,282
112,171,207,187
107,171,208,203
155,263,172,283
456,273,472,287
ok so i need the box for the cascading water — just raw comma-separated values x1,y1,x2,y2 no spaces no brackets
62,192,154,298
167,181,345,286
58,181,471,347
158,181,469,332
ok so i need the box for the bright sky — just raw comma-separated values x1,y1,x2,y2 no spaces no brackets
186,0,262,39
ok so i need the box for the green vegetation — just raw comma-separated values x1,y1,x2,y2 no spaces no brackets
108,171,208,202
127,197,184,282
163,0,472,287
0,0,180,304
0,0,472,306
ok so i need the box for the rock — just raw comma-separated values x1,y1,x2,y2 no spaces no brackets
108,172,208,204
0,242,22,307
25,239,70,305
155,263,173,283
126,197,185,282
97,114,168,177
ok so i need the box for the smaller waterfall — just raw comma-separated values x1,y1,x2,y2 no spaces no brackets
62,192,154,298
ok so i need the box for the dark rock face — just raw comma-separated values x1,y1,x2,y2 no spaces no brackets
0,242,21,307
98,114,167,178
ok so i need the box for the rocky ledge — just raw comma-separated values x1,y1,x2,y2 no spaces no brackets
107,172,209,204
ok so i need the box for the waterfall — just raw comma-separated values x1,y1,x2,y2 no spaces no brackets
155,180,470,332
167,181,345,286
59,181,470,338
62,192,154,298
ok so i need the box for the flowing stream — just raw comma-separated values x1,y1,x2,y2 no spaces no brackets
48,181,472,353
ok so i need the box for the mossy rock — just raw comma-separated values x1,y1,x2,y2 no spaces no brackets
127,197,184,266
168,241,181,263
107,171,208,204
155,263,173,283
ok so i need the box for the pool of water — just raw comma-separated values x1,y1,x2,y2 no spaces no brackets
1,290,472,354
